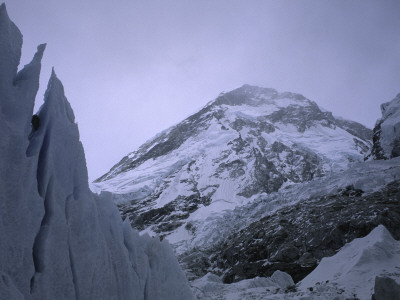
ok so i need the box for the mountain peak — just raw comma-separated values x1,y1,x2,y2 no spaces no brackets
93,84,373,249
213,84,278,106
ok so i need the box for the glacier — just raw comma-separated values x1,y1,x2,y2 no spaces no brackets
0,4,194,300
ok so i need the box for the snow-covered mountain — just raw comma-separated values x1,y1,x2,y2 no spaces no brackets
92,56,400,299
93,84,372,241
0,4,194,300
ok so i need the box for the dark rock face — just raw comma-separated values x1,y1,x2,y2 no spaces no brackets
392,137,400,158
267,103,335,133
372,277,400,300
31,114,40,130
182,181,400,283
119,192,213,238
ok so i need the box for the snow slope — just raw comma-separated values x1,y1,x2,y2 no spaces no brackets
0,4,193,300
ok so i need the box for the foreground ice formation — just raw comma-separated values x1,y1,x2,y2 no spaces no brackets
0,4,194,300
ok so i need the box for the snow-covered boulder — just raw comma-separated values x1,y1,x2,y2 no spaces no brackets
0,4,194,299
370,93,400,159
299,225,400,300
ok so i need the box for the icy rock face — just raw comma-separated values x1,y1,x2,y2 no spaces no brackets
93,84,372,244
0,4,193,300
370,93,400,159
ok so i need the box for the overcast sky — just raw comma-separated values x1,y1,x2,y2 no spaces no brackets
6,1,400,181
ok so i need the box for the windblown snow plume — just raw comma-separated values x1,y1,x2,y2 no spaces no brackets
0,4,193,300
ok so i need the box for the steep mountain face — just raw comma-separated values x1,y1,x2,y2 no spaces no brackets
0,5,193,300
370,93,400,159
94,84,372,242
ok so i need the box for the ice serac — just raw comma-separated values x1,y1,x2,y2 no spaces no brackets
370,93,400,159
0,4,194,300
0,4,45,298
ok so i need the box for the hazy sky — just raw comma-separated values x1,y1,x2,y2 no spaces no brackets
6,1,400,181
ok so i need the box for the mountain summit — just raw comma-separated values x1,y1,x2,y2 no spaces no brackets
93,84,372,241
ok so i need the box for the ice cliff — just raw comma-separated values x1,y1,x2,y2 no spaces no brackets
370,93,400,159
0,4,194,300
